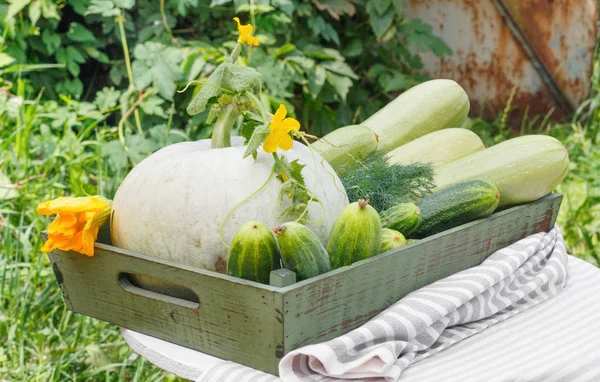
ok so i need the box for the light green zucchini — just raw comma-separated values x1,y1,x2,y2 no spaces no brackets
386,128,485,168
363,79,470,153
433,135,570,208
311,125,379,175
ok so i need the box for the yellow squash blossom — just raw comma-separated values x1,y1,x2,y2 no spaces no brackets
263,104,300,153
233,17,259,46
37,196,112,257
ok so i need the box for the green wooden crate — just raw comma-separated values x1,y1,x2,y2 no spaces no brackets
45,194,562,375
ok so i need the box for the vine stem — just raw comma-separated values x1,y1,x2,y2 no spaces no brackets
118,89,156,151
219,166,276,248
117,11,143,135
159,0,179,47
211,104,240,148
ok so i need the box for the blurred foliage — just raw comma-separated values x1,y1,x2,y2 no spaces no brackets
0,0,451,171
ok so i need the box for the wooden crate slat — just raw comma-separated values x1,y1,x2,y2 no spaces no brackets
49,245,283,373
280,194,562,350
45,193,562,376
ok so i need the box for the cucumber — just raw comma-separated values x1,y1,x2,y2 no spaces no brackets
386,128,485,168
273,222,331,281
227,221,281,284
311,125,379,175
327,196,382,269
380,228,407,253
410,180,500,239
363,79,470,153
434,135,569,208
379,202,421,236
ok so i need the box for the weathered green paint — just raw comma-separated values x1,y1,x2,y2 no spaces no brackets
45,194,562,376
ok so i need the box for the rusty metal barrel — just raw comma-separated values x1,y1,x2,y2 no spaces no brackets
404,0,598,122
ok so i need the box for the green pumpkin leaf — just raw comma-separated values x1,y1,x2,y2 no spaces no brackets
243,123,270,159
222,64,261,92
289,159,307,188
131,42,184,101
240,121,256,143
187,62,260,115
94,87,121,111
140,96,167,118
187,65,225,115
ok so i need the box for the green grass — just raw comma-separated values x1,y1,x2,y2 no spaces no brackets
2,73,600,381
0,86,183,381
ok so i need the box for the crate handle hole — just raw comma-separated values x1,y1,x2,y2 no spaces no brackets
119,273,200,309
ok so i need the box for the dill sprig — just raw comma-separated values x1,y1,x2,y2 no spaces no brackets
340,152,435,212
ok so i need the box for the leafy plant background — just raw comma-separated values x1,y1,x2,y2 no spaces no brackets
0,0,598,380
1,0,450,184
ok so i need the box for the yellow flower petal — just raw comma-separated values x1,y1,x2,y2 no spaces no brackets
40,238,56,253
37,196,108,215
279,118,300,133
233,17,259,46
271,104,287,128
246,36,259,47
263,104,301,153
38,196,112,257
277,133,294,151
263,133,280,153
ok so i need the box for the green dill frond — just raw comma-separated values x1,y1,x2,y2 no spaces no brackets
340,152,435,211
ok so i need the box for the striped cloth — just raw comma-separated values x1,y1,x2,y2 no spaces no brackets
197,225,569,382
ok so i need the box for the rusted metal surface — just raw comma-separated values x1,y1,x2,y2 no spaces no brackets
404,0,598,122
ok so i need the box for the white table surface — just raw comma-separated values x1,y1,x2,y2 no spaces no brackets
123,256,600,381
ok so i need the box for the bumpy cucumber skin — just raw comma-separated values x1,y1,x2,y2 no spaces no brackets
227,221,281,284
327,200,382,269
275,222,331,281
380,228,407,253
311,125,379,175
410,180,500,239
380,203,422,236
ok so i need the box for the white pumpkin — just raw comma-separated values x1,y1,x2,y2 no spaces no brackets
110,136,348,272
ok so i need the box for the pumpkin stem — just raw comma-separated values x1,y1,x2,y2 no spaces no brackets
211,103,240,149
